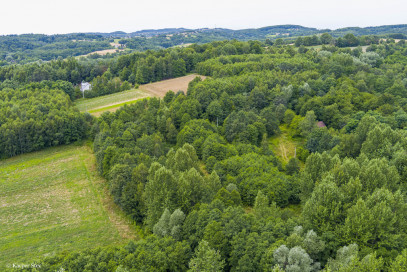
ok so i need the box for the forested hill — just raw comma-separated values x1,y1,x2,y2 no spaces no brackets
1,24,407,65
92,24,407,39
0,33,112,65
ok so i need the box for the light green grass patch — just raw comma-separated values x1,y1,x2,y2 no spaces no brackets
75,88,151,112
87,99,144,115
269,125,305,164
0,144,136,269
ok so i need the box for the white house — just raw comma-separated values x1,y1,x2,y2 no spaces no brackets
80,82,92,93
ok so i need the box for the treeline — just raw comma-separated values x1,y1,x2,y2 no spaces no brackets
0,86,92,159
85,75,132,98
113,40,260,84
293,32,405,48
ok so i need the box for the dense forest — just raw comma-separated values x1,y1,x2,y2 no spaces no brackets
2,34,407,271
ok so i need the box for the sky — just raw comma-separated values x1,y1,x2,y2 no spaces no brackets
0,0,406,35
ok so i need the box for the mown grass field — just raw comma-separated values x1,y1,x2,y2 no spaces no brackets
75,88,152,115
0,144,136,269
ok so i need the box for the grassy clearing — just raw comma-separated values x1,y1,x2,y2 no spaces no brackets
75,88,152,113
269,125,305,164
0,144,137,268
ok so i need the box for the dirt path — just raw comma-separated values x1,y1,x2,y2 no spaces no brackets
279,143,288,161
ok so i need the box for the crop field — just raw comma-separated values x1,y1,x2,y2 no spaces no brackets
139,74,206,97
0,144,136,268
75,88,152,116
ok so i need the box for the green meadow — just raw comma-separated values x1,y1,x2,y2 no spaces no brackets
0,144,136,269
75,88,151,114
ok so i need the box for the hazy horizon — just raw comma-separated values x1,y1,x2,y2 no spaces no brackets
0,0,405,35
2,23,407,36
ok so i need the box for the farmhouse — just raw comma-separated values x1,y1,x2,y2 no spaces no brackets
110,42,125,49
80,82,92,92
